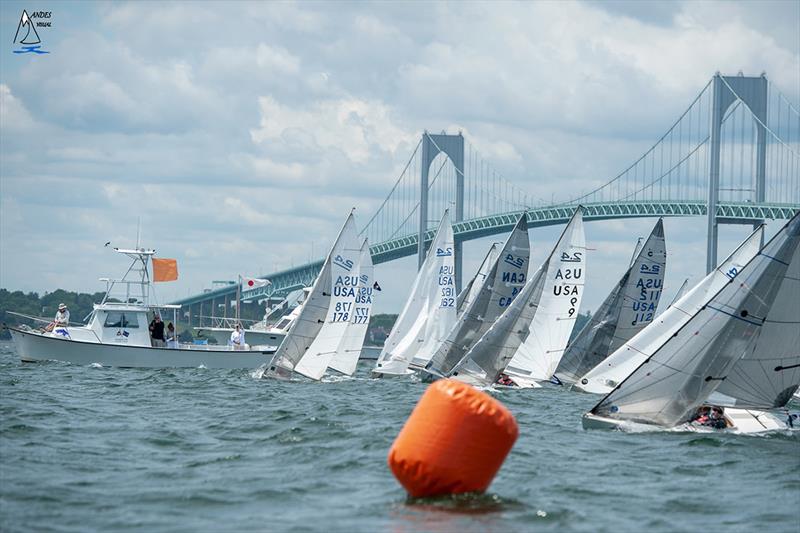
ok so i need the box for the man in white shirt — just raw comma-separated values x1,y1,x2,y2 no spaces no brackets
230,324,245,349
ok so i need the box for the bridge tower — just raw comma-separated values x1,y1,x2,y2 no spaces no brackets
707,73,768,273
418,132,465,291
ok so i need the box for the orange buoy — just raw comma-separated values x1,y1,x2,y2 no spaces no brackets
387,379,518,498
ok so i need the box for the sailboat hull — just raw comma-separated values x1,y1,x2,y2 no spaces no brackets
582,409,789,434
10,327,274,369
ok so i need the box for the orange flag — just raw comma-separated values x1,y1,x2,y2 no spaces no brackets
152,258,178,282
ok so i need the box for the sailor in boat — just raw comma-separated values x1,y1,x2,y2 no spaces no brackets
496,373,517,387
149,314,166,347
690,406,730,430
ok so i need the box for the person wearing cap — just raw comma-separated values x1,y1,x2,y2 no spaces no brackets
54,303,70,328
149,314,166,347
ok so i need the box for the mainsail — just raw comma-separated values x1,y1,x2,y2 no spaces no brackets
372,211,457,376
265,212,359,380
589,212,800,427
554,219,666,384
576,226,763,394
424,213,530,377
328,239,374,376
456,243,499,316
504,207,586,383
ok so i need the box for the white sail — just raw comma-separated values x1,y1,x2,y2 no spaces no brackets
504,208,586,382
293,215,361,380
589,213,800,427
425,213,530,377
554,219,666,384
265,262,332,376
457,243,499,316
450,254,548,387
372,211,457,376
576,226,763,394
710,230,800,408
328,239,374,376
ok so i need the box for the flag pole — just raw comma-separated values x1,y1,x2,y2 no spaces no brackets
236,275,241,325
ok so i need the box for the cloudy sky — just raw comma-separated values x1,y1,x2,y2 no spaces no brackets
1,1,798,315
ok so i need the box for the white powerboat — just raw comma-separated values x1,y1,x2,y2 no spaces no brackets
192,288,312,347
6,247,276,369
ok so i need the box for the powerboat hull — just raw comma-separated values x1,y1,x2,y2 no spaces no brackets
10,327,274,369
582,409,789,434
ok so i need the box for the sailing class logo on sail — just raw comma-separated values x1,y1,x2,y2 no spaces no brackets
12,10,52,55
555,251,583,317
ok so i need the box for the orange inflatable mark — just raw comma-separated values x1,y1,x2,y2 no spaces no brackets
387,379,518,498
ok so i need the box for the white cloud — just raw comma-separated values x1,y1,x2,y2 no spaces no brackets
250,95,416,164
0,1,797,314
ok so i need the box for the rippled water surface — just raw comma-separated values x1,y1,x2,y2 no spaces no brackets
1,341,799,532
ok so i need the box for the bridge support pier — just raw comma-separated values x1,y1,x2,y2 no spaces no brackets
418,132,465,291
706,73,768,273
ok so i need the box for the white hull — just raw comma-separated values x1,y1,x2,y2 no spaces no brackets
370,367,416,379
194,327,285,348
582,409,789,434
11,328,274,369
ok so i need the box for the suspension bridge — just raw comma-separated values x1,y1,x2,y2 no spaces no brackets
174,73,800,324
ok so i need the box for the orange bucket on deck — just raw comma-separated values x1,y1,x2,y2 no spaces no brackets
387,379,518,498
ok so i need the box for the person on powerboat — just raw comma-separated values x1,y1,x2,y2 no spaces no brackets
54,303,70,328
230,324,245,349
166,322,178,348
149,314,166,347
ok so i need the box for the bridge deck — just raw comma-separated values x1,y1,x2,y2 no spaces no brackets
172,201,798,306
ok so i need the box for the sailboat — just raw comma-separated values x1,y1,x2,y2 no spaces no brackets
328,239,375,376
502,207,586,388
371,211,457,377
583,212,800,434
423,213,530,378
449,259,546,387
576,225,764,394
262,212,360,380
553,219,666,385
448,207,585,387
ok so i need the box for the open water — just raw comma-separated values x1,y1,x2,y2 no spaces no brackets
1,341,799,532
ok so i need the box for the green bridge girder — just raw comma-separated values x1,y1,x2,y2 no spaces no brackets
172,201,799,307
